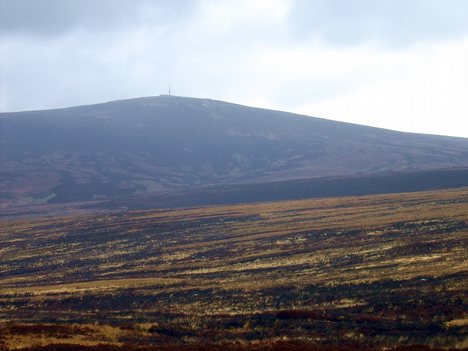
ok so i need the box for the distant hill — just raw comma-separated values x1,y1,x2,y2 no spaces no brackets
2,95,468,209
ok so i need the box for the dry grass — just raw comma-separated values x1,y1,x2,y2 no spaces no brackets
0,188,467,350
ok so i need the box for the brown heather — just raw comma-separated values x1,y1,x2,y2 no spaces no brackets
0,188,467,350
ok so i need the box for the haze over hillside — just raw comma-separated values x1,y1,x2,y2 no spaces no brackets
1,95,468,209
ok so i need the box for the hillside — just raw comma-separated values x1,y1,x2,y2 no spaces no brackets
2,95,468,210
1,188,467,350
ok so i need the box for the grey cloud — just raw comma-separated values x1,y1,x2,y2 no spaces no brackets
0,0,196,38
289,0,468,47
1,0,468,134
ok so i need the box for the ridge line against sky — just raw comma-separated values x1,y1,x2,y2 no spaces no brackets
1,0,467,138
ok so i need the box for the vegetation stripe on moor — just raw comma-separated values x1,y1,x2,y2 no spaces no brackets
0,188,467,350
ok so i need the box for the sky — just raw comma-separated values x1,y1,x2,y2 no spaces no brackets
1,0,468,138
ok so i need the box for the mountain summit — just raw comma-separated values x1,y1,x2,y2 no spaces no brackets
1,95,468,207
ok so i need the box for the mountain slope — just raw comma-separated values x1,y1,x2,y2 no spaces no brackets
1,95,468,207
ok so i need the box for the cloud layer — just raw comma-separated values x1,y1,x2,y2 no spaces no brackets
290,0,468,47
1,0,468,137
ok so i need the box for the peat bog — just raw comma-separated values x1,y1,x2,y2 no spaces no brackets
0,188,467,350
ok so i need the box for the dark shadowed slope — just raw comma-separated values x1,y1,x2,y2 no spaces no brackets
1,95,468,208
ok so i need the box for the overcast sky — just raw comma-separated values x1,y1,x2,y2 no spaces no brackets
1,0,467,137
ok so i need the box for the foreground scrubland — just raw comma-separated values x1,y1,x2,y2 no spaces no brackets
1,188,467,350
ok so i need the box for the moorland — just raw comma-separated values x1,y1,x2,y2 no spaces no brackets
1,187,467,350
3,95,468,210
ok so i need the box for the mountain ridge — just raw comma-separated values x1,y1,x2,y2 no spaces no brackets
2,95,468,209
4,94,467,140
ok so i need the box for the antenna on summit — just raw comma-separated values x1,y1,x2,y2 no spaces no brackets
168,83,171,96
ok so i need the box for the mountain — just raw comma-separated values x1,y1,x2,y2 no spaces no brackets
1,95,468,210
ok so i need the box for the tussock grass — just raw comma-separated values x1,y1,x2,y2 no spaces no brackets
1,188,467,350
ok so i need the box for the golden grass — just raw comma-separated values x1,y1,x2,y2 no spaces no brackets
0,187,467,349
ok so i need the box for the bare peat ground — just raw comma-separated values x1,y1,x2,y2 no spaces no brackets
0,188,467,350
